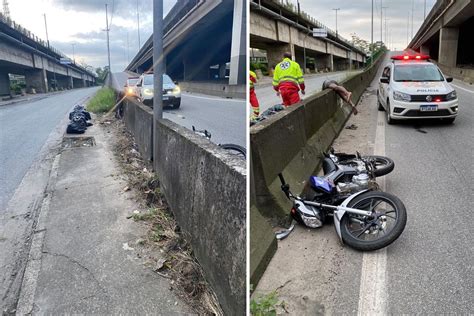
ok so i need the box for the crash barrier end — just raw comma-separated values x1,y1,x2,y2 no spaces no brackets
154,119,246,315
249,53,386,286
250,205,277,288
178,81,245,99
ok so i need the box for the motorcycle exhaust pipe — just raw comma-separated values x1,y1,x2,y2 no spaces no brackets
275,220,296,240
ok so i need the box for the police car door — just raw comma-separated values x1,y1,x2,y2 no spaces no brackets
379,66,391,106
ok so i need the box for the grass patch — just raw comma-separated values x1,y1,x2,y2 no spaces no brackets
250,291,281,316
87,87,116,113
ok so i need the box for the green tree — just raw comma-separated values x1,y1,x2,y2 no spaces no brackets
95,66,109,85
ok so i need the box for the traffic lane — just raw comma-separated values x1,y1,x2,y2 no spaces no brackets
0,87,99,211
163,93,246,148
254,71,361,112
385,83,474,313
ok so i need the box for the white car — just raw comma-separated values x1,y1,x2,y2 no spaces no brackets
136,73,181,109
377,54,458,124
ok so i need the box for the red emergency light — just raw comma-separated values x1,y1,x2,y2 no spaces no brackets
391,54,430,61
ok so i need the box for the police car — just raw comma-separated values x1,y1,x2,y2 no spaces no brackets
377,54,458,124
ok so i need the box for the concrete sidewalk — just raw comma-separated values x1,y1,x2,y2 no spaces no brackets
16,122,192,314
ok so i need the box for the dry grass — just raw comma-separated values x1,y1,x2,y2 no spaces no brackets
99,114,222,315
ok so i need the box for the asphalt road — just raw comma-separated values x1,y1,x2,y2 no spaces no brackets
112,72,245,148
254,70,361,112
0,87,99,211
384,78,474,313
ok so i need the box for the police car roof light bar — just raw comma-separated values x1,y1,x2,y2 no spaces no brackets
391,54,430,61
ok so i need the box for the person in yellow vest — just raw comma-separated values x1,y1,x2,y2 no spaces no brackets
249,69,260,120
272,52,305,106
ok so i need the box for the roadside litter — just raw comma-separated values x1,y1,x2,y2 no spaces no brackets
66,105,93,134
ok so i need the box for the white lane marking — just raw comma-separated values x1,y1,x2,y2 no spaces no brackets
181,93,244,102
451,83,474,94
357,110,388,316
16,154,61,314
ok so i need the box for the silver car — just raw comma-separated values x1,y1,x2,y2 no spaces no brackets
137,73,181,109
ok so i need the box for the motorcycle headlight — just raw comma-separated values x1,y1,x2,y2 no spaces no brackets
144,88,154,95
446,90,457,101
393,90,411,102
301,214,323,228
173,86,180,94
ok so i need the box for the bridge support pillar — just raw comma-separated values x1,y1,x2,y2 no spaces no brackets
69,76,74,89
229,0,246,85
266,43,294,69
439,27,459,67
25,69,48,93
420,45,430,55
0,72,11,96
326,54,334,72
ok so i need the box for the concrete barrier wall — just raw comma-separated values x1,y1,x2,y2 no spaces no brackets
154,120,246,315
121,100,246,315
123,99,153,161
437,63,474,84
249,53,386,285
179,81,245,99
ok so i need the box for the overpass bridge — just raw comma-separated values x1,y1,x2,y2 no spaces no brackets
250,0,367,73
125,0,245,98
0,13,96,96
408,0,474,83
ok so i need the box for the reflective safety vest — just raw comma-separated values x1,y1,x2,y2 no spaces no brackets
250,71,257,90
272,58,304,89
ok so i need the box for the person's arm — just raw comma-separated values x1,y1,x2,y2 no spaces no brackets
272,67,280,92
296,64,305,94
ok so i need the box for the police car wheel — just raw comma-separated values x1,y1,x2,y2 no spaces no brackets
386,101,394,125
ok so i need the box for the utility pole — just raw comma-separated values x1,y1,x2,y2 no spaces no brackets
424,0,427,19
332,8,340,37
382,6,388,44
407,11,410,47
411,0,414,39
153,0,163,120
371,0,374,65
43,13,49,48
380,0,383,43
3,0,10,18
127,31,130,63
105,4,111,73
137,0,141,50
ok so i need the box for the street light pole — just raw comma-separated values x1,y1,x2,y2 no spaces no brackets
153,0,163,120
71,43,75,64
137,0,141,50
371,0,374,65
43,13,49,48
332,8,340,37
411,0,414,39
105,4,111,73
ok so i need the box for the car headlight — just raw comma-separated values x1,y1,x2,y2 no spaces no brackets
143,89,154,95
393,90,411,102
127,87,134,94
172,86,180,94
446,90,457,101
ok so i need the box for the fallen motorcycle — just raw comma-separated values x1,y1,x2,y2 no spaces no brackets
276,153,407,251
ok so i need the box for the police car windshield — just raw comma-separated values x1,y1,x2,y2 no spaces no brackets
394,64,444,82
143,74,173,86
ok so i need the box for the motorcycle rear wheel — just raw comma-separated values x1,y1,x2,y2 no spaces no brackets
339,155,394,177
340,191,407,251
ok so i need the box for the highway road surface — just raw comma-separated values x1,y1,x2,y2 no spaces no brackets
0,87,99,211
112,72,246,148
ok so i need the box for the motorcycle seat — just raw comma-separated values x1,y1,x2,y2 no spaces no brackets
322,157,338,175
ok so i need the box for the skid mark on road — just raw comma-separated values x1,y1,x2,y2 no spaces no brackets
357,111,388,316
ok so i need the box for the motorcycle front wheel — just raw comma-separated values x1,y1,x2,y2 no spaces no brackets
340,191,407,251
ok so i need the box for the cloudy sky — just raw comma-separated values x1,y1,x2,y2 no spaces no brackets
7,0,176,72
298,0,437,51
